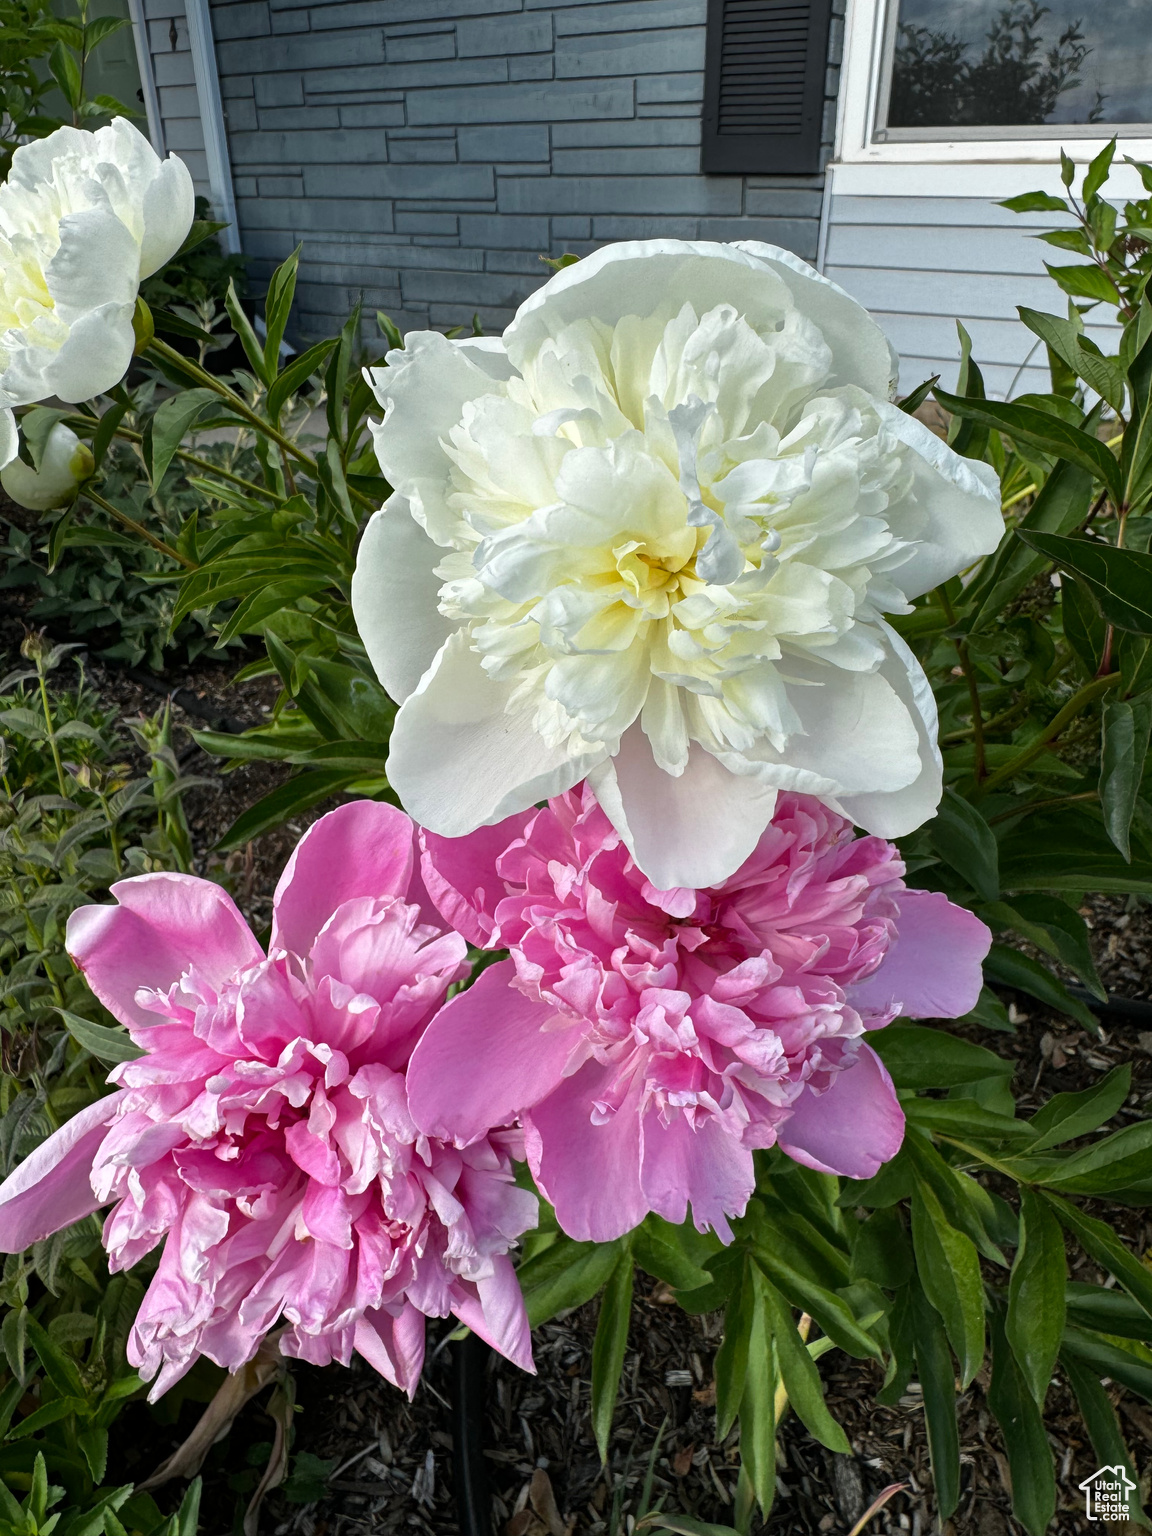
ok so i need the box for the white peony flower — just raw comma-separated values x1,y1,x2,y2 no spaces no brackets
1,421,94,509
352,240,1004,891
0,118,194,408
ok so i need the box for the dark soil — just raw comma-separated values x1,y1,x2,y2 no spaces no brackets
4,521,1151,1536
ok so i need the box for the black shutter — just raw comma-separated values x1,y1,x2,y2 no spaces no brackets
701,0,834,175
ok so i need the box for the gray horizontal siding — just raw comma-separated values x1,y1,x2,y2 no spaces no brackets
825,194,1121,398
206,0,845,337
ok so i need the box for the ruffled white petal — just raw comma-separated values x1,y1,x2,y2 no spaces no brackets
874,402,1003,601
589,727,779,892
366,331,507,543
387,630,606,836
351,496,456,704
0,409,15,470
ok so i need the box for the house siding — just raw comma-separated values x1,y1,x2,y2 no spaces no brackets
823,193,1122,399
201,0,844,338
143,0,211,195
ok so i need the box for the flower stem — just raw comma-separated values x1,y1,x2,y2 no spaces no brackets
987,789,1099,827
938,587,986,780
978,673,1121,795
83,488,196,568
35,664,68,799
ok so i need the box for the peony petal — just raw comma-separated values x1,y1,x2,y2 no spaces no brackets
639,1110,755,1241
525,1060,648,1243
836,624,943,838
387,630,605,838
875,402,1004,601
420,815,531,948
47,206,138,316
778,1044,905,1179
354,1303,426,1397
351,496,455,706
407,960,578,1144
505,239,894,398
137,148,196,278
451,1258,535,1372
270,799,418,958
67,874,264,1030
848,888,991,1020
0,1091,126,1251
366,330,506,543
588,728,779,892
41,301,136,405
0,408,15,469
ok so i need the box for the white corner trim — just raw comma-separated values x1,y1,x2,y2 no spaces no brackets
125,0,164,155
184,0,241,255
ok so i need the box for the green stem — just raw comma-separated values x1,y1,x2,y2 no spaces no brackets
35,664,68,799
83,487,195,569
987,789,1100,826
978,673,1121,795
63,417,280,503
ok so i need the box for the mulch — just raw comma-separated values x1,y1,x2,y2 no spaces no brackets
3,530,1151,1535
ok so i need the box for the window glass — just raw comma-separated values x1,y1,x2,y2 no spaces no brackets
884,0,1152,130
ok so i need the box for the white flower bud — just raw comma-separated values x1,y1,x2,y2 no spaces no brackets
2,422,94,509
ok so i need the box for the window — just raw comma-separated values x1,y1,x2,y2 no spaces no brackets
701,0,836,175
876,0,1152,140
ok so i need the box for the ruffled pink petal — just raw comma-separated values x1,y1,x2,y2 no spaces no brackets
406,960,579,1144
420,815,531,947
639,1110,755,1243
525,1061,647,1243
0,1091,126,1251
67,875,264,1030
270,801,419,958
450,1257,535,1373
777,1044,904,1179
354,1303,426,1398
847,888,990,1021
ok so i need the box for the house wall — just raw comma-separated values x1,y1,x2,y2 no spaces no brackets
822,190,1123,399
199,0,844,339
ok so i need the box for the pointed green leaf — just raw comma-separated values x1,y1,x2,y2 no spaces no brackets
1019,531,1152,634
762,1279,849,1453
934,389,1122,502
1101,697,1152,860
713,1257,753,1439
57,1010,143,1065
910,1281,960,1521
1045,1192,1152,1321
591,1246,633,1463
987,1308,1056,1536
1028,1066,1131,1151
1061,1350,1147,1526
928,789,999,900
910,1179,984,1388
1005,1189,1065,1406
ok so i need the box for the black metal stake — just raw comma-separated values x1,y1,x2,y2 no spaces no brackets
451,1333,493,1536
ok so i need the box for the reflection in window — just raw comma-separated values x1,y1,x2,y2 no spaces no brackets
885,0,1152,129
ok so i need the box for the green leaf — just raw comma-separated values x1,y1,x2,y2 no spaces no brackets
897,375,940,415
850,1208,913,1290
1101,697,1152,859
910,1179,985,1387
1084,138,1118,201
934,389,1122,502
1061,1325,1152,1403
998,804,1152,894
57,1010,143,1065
752,1249,881,1360
1045,262,1122,305
225,279,272,387
518,1236,622,1328
174,220,228,259
591,1246,633,1463
5,1394,87,1437
987,1308,1056,1536
1061,1350,1147,1526
150,309,217,347
1017,308,1126,413
1000,191,1071,213
636,1517,738,1536
143,388,217,490
928,789,999,900
1063,573,1110,677
77,1425,108,1484
762,1279,849,1453
1066,1280,1152,1340
738,1268,777,1517
904,1097,1031,1147
1016,1120,1152,1195
1005,1189,1065,1406
83,14,131,47
968,458,1093,631
1028,1065,1131,1150
910,1280,960,1521
266,337,337,423
672,1246,745,1314
19,406,72,472
1045,1192,1152,1320
214,771,357,853
982,944,1100,1031
979,894,1107,1002
632,1215,715,1292
263,245,301,378
713,1258,753,1439
1019,531,1152,635
947,322,988,459
868,1023,1012,1090
48,40,81,107
25,1314,85,1399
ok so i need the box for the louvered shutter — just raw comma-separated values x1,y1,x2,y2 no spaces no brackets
701,0,834,175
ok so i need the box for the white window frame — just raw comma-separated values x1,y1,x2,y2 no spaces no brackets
834,0,1152,198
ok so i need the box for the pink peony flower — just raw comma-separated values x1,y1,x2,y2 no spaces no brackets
408,787,991,1243
0,802,537,1399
